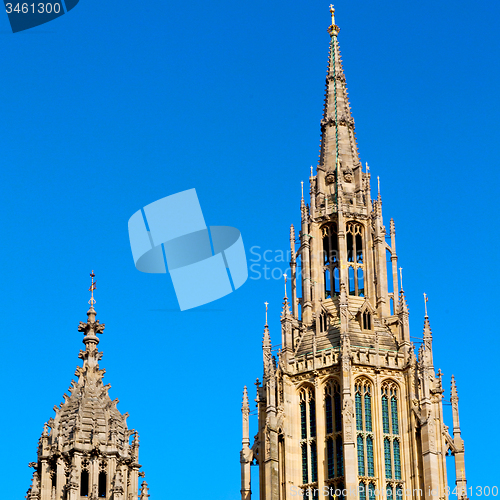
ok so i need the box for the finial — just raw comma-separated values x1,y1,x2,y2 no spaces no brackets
284,273,288,298
329,4,335,25
399,267,403,291
366,162,370,172
242,386,249,410
301,181,304,200
265,301,269,326
377,176,381,198
310,165,313,177
423,292,428,317
89,270,96,307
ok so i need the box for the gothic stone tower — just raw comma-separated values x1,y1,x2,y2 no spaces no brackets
240,7,467,500
25,275,151,500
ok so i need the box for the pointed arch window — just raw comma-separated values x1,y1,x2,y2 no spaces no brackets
355,379,375,480
363,311,371,330
322,223,339,298
324,380,343,486
80,470,89,497
301,400,307,439
299,388,317,486
368,483,376,500
382,382,403,489
359,482,366,500
319,311,328,333
98,472,106,497
302,443,308,484
311,441,318,483
346,223,365,296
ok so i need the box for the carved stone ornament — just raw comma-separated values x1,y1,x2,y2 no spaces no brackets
343,397,355,440
265,428,271,460
343,168,353,183
325,169,336,184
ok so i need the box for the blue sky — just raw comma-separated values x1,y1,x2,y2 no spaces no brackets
1,0,499,497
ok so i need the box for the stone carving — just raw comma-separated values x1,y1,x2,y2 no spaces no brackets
23,297,148,499
325,170,336,184
343,168,353,183
343,397,355,440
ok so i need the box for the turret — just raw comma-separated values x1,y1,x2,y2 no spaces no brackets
451,376,467,499
240,387,252,500
24,272,150,500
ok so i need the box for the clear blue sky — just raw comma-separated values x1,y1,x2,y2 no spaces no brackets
1,0,498,497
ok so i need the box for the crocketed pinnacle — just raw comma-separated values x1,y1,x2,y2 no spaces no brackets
41,291,132,458
319,6,361,182
242,386,250,412
451,375,458,401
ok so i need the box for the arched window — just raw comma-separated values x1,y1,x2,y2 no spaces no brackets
299,388,317,486
349,267,355,296
80,470,89,497
319,311,328,333
386,484,393,500
368,483,376,500
355,379,375,479
322,223,339,299
302,443,308,484
309,397,317,438
98,471,106,497
346,223,365,297
359,482,366,500
311,441,318,483
327,437,335,478
382,382,403,491
324,381,343,485
301,399,307,439
396,484,403,500
362,311,372,330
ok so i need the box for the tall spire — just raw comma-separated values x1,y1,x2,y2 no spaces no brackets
421,294,433,367
451,375,467,498
263,302,272,380
319,5,360,191
240,388,252,500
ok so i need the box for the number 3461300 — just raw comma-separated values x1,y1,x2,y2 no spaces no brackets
5,3,61,13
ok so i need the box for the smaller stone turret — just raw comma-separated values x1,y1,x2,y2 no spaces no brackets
25,271,150,500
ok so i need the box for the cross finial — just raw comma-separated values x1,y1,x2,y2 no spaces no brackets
399,267,403,291
89,270,96,306
283,273,288,298
264,301,269,326
329,4,335,24
423,292,428,317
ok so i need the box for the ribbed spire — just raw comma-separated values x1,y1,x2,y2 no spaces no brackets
319,6,360,185
421,296,433,367
263,302,272,379
398,289,409,315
